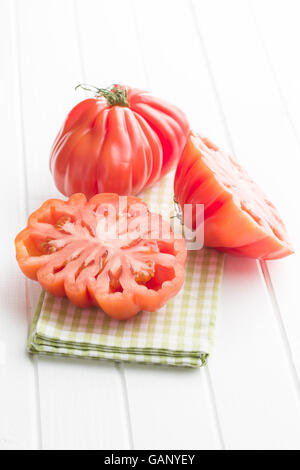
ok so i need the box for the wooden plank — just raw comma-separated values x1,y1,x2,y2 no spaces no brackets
250,0,300,377
192,0,300,448
37,357,130,450
212,255,300,449
0,0,38,450
250,0,300,145
76,0,222,449
124,364,221,450
74,0,147,89
15,0,130,449
193,0,300,373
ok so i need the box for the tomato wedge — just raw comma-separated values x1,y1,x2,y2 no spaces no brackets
15,194,186,319
174,132,293,260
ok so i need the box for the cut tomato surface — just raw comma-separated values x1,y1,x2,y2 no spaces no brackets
15,193,186,319
174,132,293,260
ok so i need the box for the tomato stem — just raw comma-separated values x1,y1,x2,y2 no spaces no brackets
172,196,184,224
75,83,129,107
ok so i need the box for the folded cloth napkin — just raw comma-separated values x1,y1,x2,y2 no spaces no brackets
27,173,224,367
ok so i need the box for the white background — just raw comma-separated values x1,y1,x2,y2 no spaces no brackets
1,0,300,450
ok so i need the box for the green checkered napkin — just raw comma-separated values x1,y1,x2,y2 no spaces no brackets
28,173,224,367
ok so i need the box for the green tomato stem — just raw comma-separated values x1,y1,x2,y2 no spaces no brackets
75,83,129,107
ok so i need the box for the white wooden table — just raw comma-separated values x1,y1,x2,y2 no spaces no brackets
1,0,300,450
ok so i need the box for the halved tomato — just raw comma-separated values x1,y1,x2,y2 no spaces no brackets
15,193,186,319
174,132,293,260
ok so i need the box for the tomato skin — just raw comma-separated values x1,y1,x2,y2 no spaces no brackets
15,193,186,319
174,132,293,260
50,86,189,198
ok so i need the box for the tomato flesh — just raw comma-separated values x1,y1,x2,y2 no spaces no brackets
15,193,186,319
174,132,293,260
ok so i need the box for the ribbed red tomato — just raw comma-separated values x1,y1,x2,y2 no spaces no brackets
15,193,186,319
174,132,293,260
50,84,189,198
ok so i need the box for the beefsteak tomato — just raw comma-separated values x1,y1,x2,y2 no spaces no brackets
15,193,186,319
174,132,293,260
50,84,189,198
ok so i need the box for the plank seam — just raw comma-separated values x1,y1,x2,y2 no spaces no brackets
189,0,236,157
12,0,43,450
248,0,300,148
205,368,226,450
247,0,300,398
131,0,225,449
189,0,232,447
73,0,87,85
116,364,134,450
130,0,151,89
72,0,134,449
259,260,300,402
190,0,300,401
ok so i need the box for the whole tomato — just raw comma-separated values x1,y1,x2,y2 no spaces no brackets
50,84,189,198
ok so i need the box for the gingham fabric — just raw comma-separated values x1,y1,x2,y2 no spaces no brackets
28,173,224,367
